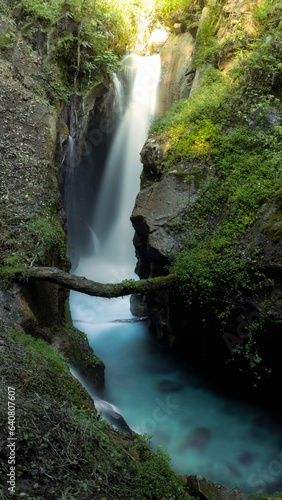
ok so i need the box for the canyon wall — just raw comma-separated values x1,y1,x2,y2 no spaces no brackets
0,12,106,391
131,0,282,402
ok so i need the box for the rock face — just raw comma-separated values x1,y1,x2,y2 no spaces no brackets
185,475,222,500
0,15,105,391
132,133,210,281
131,0,282,385
184,475,255,500
131,134,211,346
132,171,197,277
158,32,195,117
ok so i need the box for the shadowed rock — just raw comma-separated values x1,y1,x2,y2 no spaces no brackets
95,399,133,434
184,475,222,500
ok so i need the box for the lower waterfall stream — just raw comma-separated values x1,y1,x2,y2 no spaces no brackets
66,54,282,494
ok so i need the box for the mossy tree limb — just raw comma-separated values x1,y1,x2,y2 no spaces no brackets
14,267,175,298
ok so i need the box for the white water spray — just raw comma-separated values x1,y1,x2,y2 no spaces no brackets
63,135,75,216
74,54,161,281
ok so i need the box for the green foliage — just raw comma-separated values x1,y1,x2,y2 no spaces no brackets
0,203,69,289
8,0,160,93
0,30,16,48
132,435,188,499
155,0,192,20
169,103,281,309
231,1,282,95
230,330,272,388
14,0,61,24
253,0,279,25
9,0,128,92
7,328,92,407
97,0,156,51
121,278,137,290
149,0,282,385
189,0,229,69
151,70,233,166
29,212,67,262
193,14,220,67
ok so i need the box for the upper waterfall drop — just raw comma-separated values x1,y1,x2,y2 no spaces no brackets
63,135,75,217
76,54,161,283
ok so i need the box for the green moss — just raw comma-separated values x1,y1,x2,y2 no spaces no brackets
6,327,93,408
28,212,68,264
0,195,71,288
261,210,282,243
62,322,102,369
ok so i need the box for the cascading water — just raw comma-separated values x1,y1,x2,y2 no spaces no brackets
63,135,74,217
67,54,282,494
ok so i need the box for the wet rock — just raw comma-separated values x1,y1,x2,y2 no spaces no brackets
95,399,133,434
102,408,133,434
132,172,195,271
130,294,148,317
215,484,255,500
132,162,210,280
249,106,281,131
184,475,223,500
140,136,163,180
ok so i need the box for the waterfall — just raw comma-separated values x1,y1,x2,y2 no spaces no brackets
63,134,75,218
68,54,282,495
73,54,161,282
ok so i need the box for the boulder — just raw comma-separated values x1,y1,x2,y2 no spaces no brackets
184,475,223,500
249,106,281,131
131,171,193,276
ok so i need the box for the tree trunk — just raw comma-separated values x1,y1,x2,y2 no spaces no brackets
15,267,175,298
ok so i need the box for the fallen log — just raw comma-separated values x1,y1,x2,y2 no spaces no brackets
15,267,175,298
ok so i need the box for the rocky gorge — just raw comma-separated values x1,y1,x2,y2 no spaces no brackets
131,0,282,405
0,0,281,498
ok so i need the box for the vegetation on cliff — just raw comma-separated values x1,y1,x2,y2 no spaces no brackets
0,0,154,282
0,324,190,499
149,0,282,389
1,0,158,96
